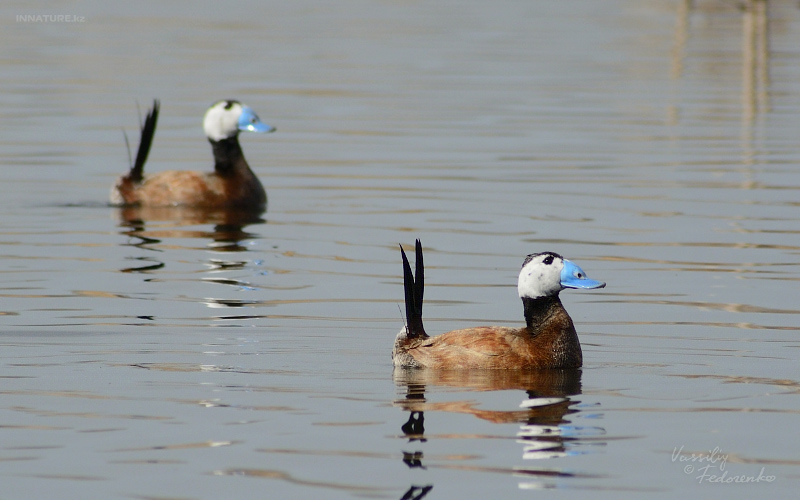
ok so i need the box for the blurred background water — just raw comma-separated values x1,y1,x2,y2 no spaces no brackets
0,0,799,498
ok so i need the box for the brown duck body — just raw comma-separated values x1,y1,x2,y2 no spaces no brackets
111,138,266,209
393,296,582,369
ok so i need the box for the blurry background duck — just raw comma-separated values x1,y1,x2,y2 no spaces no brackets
110,100,275,210
394,240,606,369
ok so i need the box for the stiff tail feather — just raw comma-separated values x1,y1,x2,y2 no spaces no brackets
127,99,160,183
401,239,427,339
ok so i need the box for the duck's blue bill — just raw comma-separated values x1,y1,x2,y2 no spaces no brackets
238,106,276,133
560,260,606,289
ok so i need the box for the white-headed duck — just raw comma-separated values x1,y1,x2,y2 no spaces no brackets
110,100,275,209
393,240,606,369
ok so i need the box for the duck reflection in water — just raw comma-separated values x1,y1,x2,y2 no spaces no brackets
400,485,433,500
117,206,266,274
394,368,603,489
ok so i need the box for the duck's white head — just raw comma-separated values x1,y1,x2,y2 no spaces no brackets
202,100,275,142
517,252,605,300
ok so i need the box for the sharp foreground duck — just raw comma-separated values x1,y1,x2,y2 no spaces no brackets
110,99,275,209
393,240,605,369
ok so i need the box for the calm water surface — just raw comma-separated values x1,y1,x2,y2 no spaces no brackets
1,0,799,498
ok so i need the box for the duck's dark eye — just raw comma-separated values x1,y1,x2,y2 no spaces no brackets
543,256,554,265
577,272,583,278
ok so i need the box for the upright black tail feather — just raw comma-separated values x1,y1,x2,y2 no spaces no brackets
128,99,160,183
401,239,427,339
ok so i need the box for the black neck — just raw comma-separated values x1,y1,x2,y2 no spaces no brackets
522,295,563,331
209,136,249,176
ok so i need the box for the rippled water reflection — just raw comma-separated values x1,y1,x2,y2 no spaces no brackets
1,0,799,498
